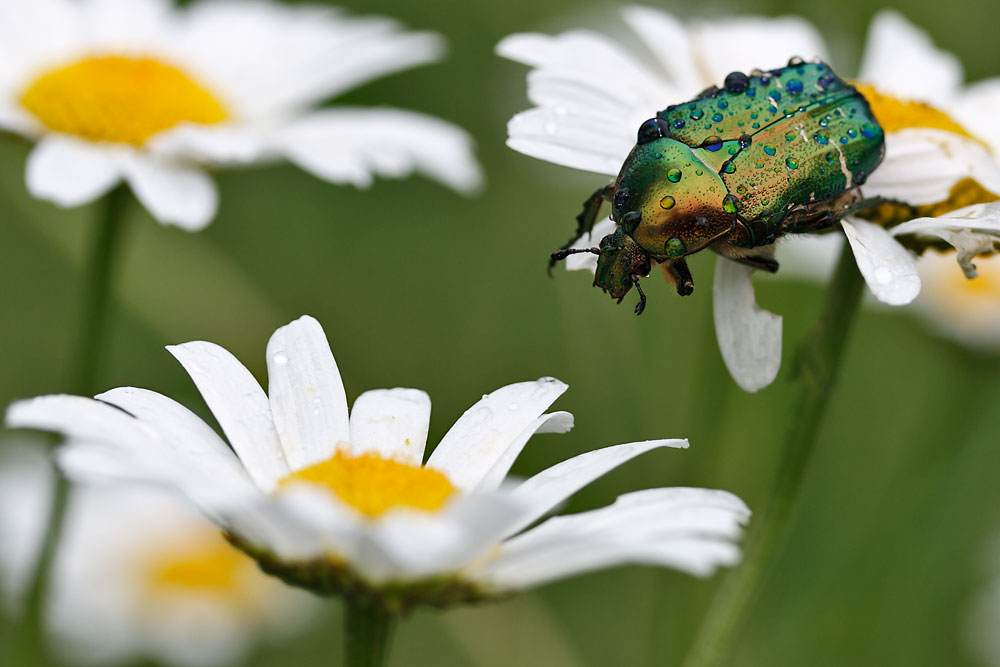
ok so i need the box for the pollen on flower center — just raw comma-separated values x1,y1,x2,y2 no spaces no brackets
147,527,250,593
278,451,456,518
20,55,228,146
855,83,982,145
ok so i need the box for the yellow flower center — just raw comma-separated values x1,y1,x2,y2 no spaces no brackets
855,83,979,143
20,55,228,146
279,451,457,518
147,525,253,593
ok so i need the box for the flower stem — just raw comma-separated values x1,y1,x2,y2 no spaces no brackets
682,240,866,667
345,600,396,667
18,184,130,664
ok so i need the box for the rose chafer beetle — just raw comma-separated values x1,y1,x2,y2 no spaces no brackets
551,58,886,314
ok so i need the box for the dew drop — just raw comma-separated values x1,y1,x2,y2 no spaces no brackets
690,109,704,120
659,195,676,209
861,122,879,138
738,133,752,148
813,131,830,145
784,132,796,142
763,145,776,156
785,157,798,170
702,136,723,152
665,237,686,256
723,194,739,214
712,112,724,122
667,168,682,182
786,78,803,94
695,169,704,176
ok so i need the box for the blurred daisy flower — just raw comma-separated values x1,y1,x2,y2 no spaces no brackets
0,439,318,666
0,0,482,230
498,8,1000,392
6,315,749,611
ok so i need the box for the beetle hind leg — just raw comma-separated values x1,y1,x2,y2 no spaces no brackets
549,183,615,274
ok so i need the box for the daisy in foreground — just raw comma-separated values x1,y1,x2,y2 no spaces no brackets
0,0,482,229
498,8,1000,391
0,439,318,666
5,316,749,623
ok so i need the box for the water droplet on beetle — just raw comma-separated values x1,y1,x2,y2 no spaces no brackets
659,195,676,209
785,157,798,170
763,145,776,156
702,136,723,152
786,78,803,94
722,194,739,214
738,133,752,148
690,109,704,120
861,123,878,138
813,131,830,145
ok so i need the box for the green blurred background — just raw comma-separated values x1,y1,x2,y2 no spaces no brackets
2,0,1000,665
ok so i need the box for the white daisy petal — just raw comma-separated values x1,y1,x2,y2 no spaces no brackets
619,7,701,93
167,341,289,492
175,4,443,114
488,488,748,588
265,315,350,470
506,108,634,176
505,439,688,536
712,259,782,393
0,440,54,613
348,389,431,466
7,395,150,446
147,123,267,164
474,411,574,493
364,493,526,582
863,129,1000,206
483,535,742,589
274,108,483,194
858,10,962,105
689,15,828,84
121,154,217,231
427,378,568,491
94,387,252,490
841,217,921,305
891,201,1000,278
25,135,122,207
952,78,1000,155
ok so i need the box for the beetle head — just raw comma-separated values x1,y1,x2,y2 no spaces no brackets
594,228,651,301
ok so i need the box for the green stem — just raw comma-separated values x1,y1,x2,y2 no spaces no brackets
18,185,130,665
682,241,866,667
345,600,396,667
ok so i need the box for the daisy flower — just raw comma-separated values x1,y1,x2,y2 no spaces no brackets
0,438,319,666
0,0,483,230
498,8,1000,392
5,316,749,611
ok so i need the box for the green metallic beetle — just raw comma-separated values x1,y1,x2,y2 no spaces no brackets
551,58,886,314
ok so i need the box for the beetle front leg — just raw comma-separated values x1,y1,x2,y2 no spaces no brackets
549,183,615,274
632,276,647,315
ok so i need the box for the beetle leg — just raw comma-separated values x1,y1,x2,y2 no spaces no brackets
663,258,695,296
632,277,647,315
729,254,780,273
549,183,615,275
550,247,600,262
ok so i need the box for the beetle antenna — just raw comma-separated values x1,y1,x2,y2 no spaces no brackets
633,277,647,316
548,247,600,276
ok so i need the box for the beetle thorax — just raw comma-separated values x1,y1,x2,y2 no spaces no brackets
612,138,735,260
